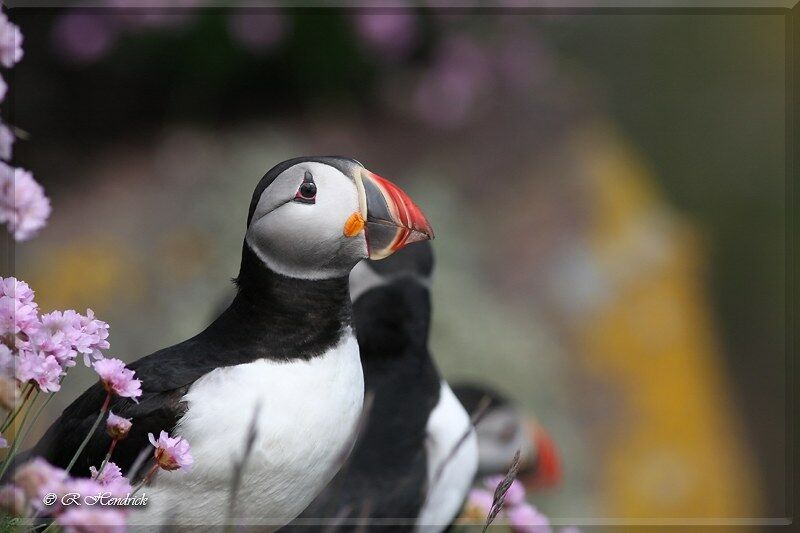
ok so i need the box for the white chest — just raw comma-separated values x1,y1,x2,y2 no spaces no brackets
135,330,364,528
417,381,479,532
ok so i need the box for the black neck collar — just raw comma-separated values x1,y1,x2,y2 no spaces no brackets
207,244,353,361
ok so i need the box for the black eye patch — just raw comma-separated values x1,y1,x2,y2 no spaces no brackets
294,171,317,204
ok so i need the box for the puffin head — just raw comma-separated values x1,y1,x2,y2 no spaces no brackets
245,156,433,280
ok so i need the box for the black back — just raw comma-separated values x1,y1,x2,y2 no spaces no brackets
285,243,442,531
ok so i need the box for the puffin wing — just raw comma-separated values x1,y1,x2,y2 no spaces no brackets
27,341,207,478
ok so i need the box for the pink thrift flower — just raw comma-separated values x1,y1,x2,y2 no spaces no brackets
485,475,526,506
13,457,68,503
76,309,110,365
62,477,106,505
0,12,23,68
412,35,491,129
93,358,141,401
106,411,132,440
0,164,51,241
51,11,118,66
148,431,193,471
57,507,128,533
0,276,39,336
465,487,494,516
30,310,84,368
507,502,552,533
16,350,62,393
0,122,13,161
0,295,39,337
0,432,6,448
89,462,131,495
0,276,35,304
353,9,418,61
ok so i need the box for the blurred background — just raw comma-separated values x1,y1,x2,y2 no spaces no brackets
3,4,788,525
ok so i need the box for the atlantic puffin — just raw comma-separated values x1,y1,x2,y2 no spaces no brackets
286,241,478,532
28,157,433,528
452,384,561,490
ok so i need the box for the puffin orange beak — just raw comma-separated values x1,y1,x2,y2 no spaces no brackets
357,170,434,260
519,424,562,490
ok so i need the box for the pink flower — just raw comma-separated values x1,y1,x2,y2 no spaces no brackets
465,487,494,516
51,11,119,66
484,475,526,506
76,309,110,365
15,350,62,392
13,457,67,503
0,277,39,336
89,462,131,495
0,276,33,303
0,122,13,161
507,502,552,533
93,358,141,401
62,477,106,505
0,12,24,68
148,431,193,471
106,411,132,440
353,9,418,61
29,310,83,368
57,507,128,533
0,74,6,102
0,432,7,448
412,35,491,129
0,164,51,241
0,295,39,337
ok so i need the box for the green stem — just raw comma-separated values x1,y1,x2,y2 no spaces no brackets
93,439,118,479
65,392,110,475
131,463,159,496
0,383,33,433
40,521,58,533
0,390,41,479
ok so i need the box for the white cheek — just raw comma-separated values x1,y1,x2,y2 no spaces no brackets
246,163,368,280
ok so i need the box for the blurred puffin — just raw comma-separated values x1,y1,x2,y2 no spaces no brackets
452,384,561,490
29,157,433,528
285,241,478,532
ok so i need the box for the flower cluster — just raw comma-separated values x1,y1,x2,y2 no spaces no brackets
0,11,196,532
1,277,112,393
1,421,193,529
463,477,578,533
4,457,130,526
48,6,556,132
0,8,50,241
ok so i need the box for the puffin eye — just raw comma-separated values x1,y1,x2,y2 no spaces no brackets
294,171,316,204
